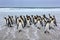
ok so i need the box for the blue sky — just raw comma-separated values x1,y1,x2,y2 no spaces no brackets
0,0,60,7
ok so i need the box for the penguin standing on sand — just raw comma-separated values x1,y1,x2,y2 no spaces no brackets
44,20,50,33
17,19,23,32
50,18,55,29
11,16,14,24
4,16,12,27
31,15,34,24
26,16,31,27
7,18,11,27
39,16,43,27
24,16,26,28
20,16,25,28
36,16,43,30
36,19,41,30
52,15,57,26
33,16,37,25
8,16,13,26
15,16,18,24
4,17,8,25
42,16,47,28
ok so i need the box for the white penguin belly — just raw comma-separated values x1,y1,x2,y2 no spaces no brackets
36,21,42,28
27,20,30,26
18,23,23,30
21,20,24,27
50,21,55,28
42,20,45,26
45,23,50,31
34,19,37,23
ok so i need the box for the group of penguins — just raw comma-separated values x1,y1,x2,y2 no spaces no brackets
4,14,57,33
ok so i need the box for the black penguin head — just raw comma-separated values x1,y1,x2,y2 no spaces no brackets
47,20,50,23
36,15,38,17
50,16,52,19
52,18,54,20
27,18,29,20
20,16,23,20
53,15,55,18
11,16,13,18
20,15,22,18
49,14,50,15
31,15,33,17
19,20,21,22
43,14,46,18
39,16,41,18
4,17,6,19
26,15,28,17
34,16,37,19
37,19,40,21
53,15,55,17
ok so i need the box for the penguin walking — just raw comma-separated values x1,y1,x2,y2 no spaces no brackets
36,16,42,30
17,19,23,32
50,18,55,29
52,15,57,26
15,16,19,24
31,15,34,22
36,19,41,30
11,16,14,24
42,17,47,29
4,17,8,25
20,16,25,28
33,16,37,25
44,21,50,33
7,17,12,27
24,17,26,28
4,16,13,27
26,16,31,27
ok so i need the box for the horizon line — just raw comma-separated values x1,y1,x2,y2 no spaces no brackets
0,7,60,8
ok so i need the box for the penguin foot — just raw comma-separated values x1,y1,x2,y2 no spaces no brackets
19,30,22,32
44,31,49,33
49,27,54,30
10,25,13,27
8,25,13,27
44,31,46,33
27,26,30,28
37,27,40,30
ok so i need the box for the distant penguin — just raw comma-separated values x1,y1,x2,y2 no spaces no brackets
23,16,26,28
43,14,46,18
4,17,8,25
31,15,34,23
10,16,14,24
42,17,46,28
7,18,12,27
49,14,52,18
49,14,52,21
15,16,19,24
39,16,43,27
21,18,24,28
15,16,17,24
52,15,57,26
8,16,13,25
24,17,26,28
